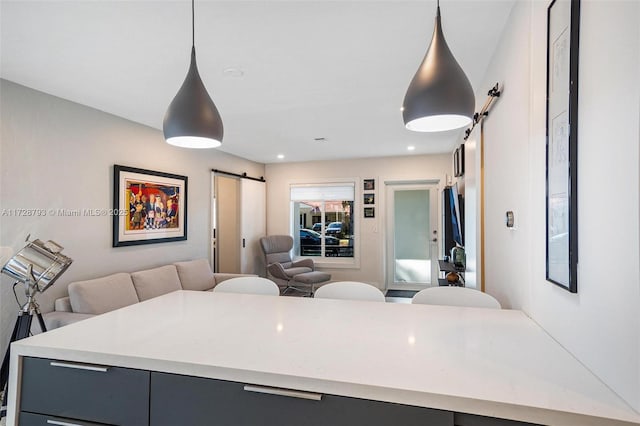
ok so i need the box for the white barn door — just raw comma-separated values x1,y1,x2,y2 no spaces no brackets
211,173,266,276
240,178,266,275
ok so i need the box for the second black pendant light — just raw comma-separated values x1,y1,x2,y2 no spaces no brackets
163,0,223,148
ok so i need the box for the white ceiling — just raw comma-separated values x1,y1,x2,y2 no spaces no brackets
0,0,515,164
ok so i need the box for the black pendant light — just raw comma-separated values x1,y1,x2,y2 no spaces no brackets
402,0,475,132
163,0,223,148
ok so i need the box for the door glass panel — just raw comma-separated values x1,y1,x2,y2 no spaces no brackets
393,190,430,283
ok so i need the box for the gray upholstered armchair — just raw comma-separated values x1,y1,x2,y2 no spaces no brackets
259,235,331,296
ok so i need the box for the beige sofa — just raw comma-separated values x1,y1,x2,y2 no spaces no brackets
44,259,248,329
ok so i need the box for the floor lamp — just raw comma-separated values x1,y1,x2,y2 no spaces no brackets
0,236,72,417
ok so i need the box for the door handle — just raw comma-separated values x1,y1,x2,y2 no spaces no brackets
242,238,246,248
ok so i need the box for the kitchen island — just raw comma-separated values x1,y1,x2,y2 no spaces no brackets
6,290,640,425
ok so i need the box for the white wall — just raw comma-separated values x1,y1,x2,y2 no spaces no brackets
265,155,451,288
479,0,533,311
0,80,264,355
478,1,640,411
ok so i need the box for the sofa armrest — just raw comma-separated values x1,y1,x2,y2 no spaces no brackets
43,311,96,330
291,258,315,270
54,296,73,312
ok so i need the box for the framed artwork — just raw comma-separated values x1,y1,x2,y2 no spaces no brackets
453,146,465,178
363,193,375,205
364,207,375,218
113,165,188,247
545,0,580,292
363,179,375,191
453,148,460,177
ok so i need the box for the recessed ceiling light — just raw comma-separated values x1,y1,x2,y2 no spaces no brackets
277,154,285,159
407,146,416,151
223,67,244,78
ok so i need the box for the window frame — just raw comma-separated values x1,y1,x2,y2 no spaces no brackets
289,179,360,269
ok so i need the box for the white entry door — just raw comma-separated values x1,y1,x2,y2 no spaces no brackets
385,182,439,290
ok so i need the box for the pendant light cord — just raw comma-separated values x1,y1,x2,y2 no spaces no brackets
191,0,195,49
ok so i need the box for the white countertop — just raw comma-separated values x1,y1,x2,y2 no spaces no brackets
8,290,640,425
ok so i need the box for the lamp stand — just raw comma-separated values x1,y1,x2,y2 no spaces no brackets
0,265,47,418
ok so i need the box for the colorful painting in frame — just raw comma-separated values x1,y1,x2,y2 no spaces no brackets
113,165,187,247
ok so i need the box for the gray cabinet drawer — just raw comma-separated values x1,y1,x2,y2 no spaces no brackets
19,412,109,426
151,372,453,426
20,357,150,426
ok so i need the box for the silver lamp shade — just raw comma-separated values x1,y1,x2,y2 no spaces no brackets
403,6,475,132
163,47,223,148
2,238,72,293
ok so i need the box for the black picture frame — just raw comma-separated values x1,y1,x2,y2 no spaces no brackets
364,207,375,218
453,148,460,177
363,179,375,191
453,144,465,178
113,165,188,247
363,193,375,205
545,0,580,293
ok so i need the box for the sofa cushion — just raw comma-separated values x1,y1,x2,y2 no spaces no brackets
68,273,139,315
131,265,182,301
174,259,216,291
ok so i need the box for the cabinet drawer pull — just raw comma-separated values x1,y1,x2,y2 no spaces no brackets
243,385,322,401
50,361,109,372
47,420,84,426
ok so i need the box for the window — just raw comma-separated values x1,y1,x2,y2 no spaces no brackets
290,183,355,260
